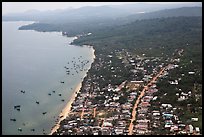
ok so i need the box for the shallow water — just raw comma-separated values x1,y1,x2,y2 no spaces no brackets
2,21,94,135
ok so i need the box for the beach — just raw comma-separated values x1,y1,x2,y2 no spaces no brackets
49,46,95,135
49,82,82,135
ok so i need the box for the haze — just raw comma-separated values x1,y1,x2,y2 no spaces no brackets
2,2,200,15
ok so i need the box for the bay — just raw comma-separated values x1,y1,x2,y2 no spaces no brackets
2,21,94,135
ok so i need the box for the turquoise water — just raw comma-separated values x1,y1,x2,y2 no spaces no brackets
2,21,94,135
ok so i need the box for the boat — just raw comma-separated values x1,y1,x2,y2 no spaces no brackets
14,105,21,109
20,90,25,93
16,108,20,111
10,118,16,121
31,129,35,131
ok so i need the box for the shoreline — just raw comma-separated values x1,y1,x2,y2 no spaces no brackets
49,82,82,135
49,46,95,135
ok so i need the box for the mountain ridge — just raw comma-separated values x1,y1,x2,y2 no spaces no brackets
3,6,202,37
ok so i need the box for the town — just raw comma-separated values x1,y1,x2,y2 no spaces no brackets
52,47,201,135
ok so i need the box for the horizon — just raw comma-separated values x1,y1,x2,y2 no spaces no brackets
2,2,202,15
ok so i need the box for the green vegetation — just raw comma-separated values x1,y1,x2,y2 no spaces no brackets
15,7,201,37
73,16,202,133
73,17,201,55
4,5,202,135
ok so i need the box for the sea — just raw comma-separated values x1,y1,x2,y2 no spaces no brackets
2,21,94,135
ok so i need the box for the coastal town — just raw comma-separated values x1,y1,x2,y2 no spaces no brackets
3,2,202,135
52,46,202,135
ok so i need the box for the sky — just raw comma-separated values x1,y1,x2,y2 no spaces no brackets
2,2,201,15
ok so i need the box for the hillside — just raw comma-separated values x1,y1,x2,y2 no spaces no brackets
73,16,202,53
72,16,202,89
8,7,202,36
118,7,202,24
72,16,202,133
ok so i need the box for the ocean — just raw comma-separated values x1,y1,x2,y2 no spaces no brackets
2,21,94,135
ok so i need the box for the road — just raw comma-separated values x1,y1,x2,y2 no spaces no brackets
128,66,166,135
93,107,96,118
80,99,88,119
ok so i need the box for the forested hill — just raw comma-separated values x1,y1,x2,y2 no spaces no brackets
73,15,202,93
119,7,202,24
16,7,202,36
73,16,202,51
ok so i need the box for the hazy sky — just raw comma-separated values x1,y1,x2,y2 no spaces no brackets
2,2,201,15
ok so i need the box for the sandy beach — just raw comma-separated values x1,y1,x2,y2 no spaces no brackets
91,46,96,60
49,46,95,135
49,82,82,135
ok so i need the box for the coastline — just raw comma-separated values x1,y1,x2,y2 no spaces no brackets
49,82,82,135
49,46,95,135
